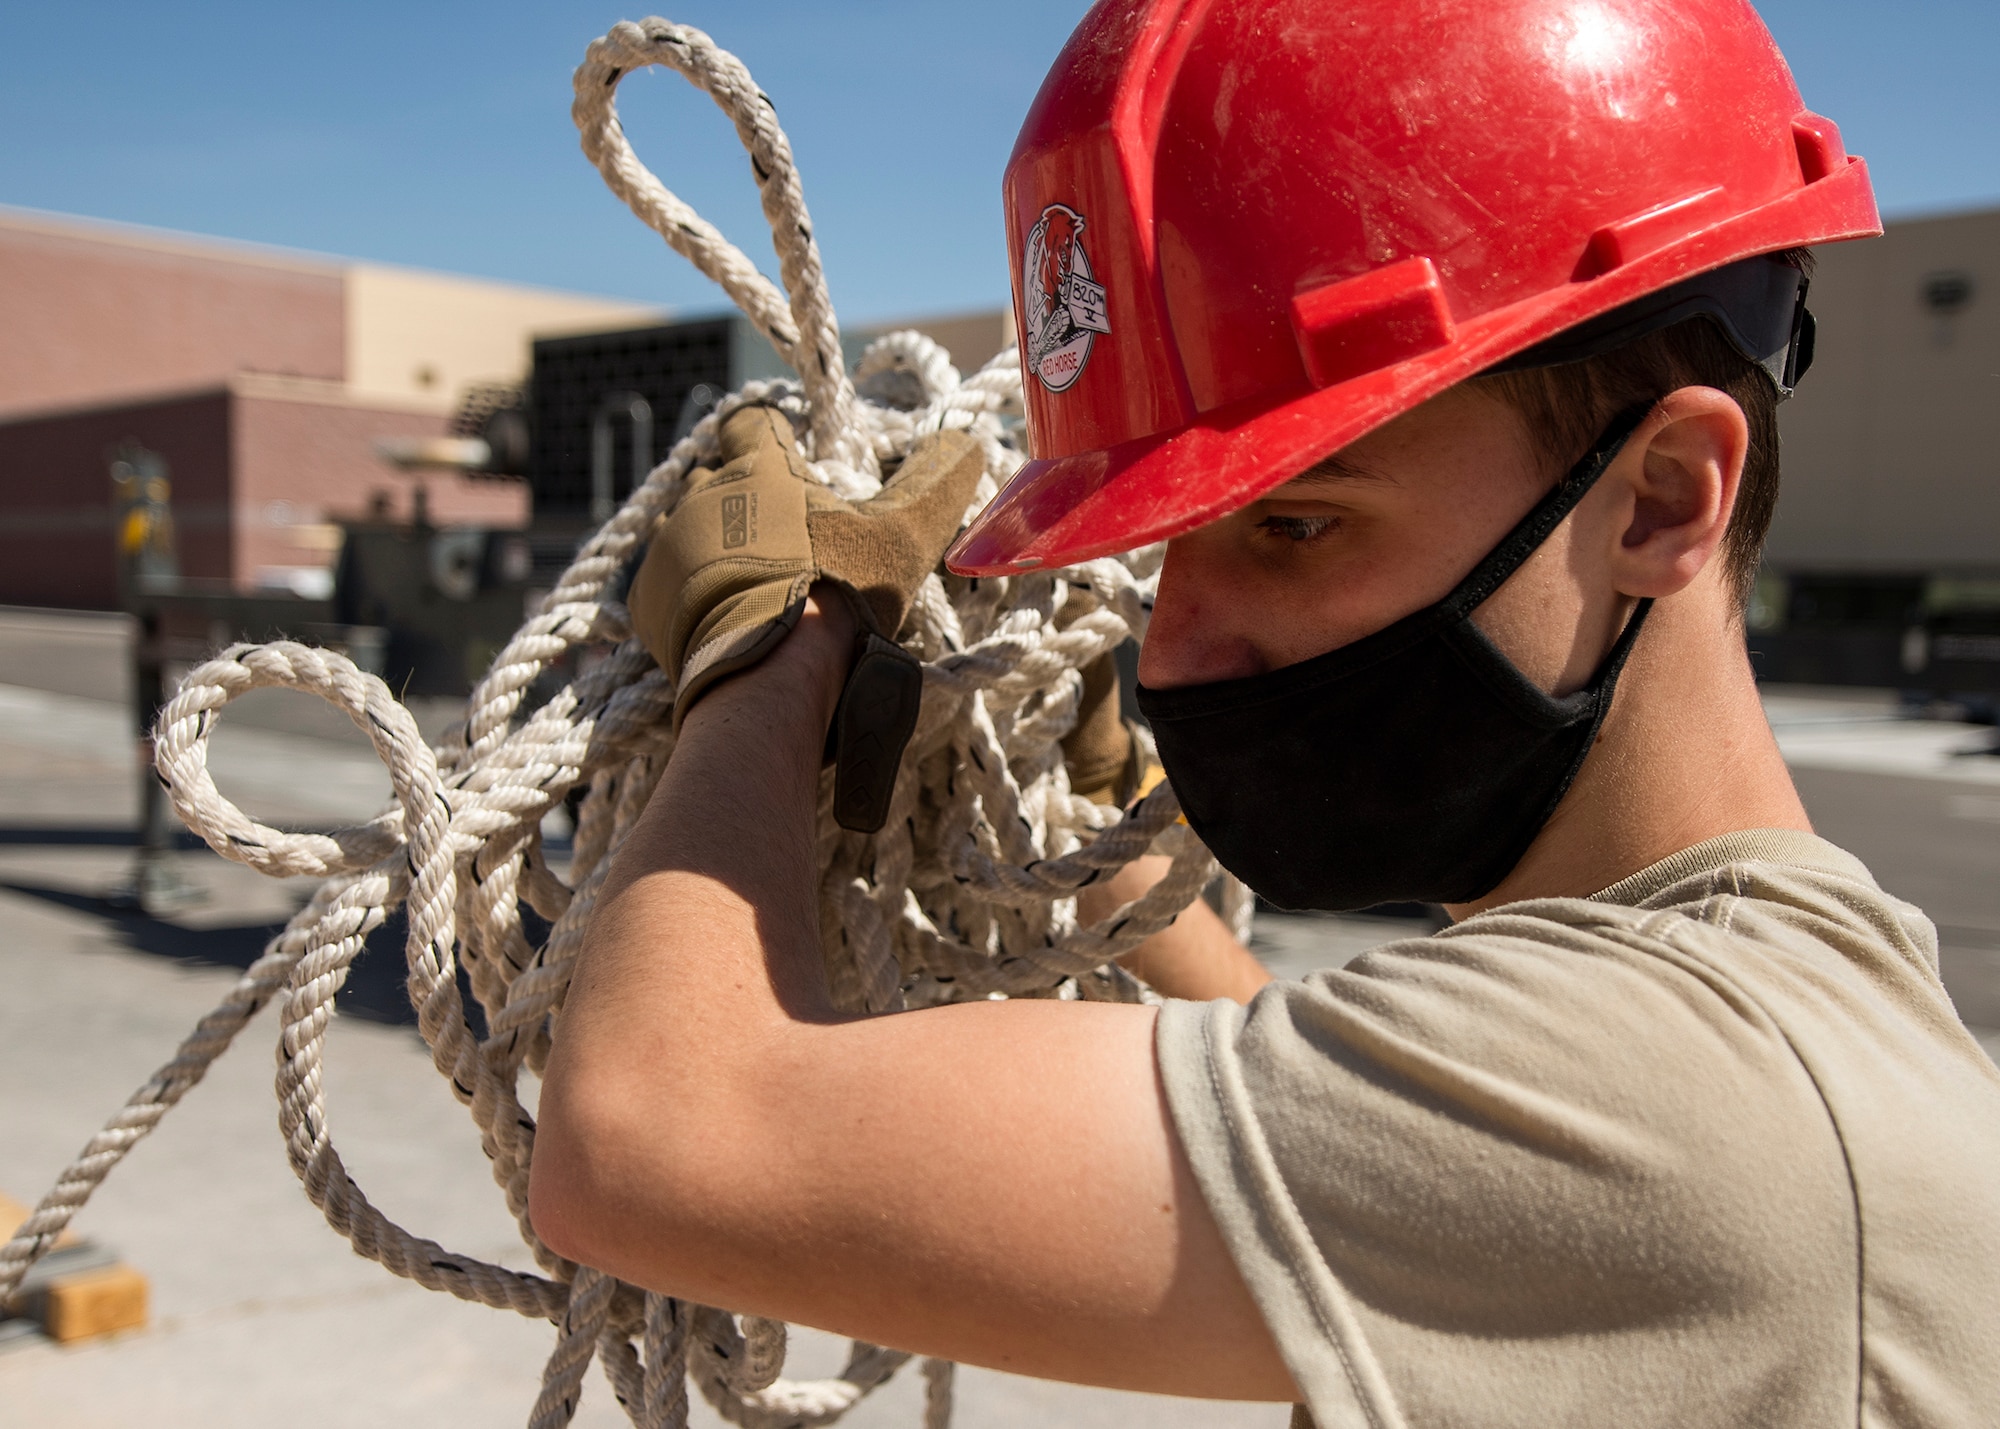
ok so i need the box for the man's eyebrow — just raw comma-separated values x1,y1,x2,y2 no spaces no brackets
1280,453,1394,488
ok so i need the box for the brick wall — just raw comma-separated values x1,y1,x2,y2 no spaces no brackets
0,216,345,420
0,380,528,611
0,389,234,609
231,382,527,585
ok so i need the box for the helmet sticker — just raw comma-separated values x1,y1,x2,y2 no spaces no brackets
1023,203,1111,393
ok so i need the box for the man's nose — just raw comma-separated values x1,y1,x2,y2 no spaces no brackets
1137,542,1271,690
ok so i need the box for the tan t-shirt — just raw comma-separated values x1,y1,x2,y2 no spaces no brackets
1158,830,2000,1428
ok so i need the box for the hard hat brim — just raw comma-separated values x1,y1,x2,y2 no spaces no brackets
947,159,1879,578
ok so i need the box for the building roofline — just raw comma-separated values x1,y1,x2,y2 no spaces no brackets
0,380,234,427
0,370,471,427
0,203,346,277
0,202,668,312
1871,197,2000,229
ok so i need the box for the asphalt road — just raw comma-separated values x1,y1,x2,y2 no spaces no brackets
1,607,1994,1427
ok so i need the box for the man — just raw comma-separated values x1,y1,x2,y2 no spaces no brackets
532,1,2000,1422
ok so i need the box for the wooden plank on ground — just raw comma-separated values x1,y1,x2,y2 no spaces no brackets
1,1188,149,1343
42,1264,150,1343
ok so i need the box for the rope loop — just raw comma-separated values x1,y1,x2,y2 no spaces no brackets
152,641,424,878
573,19,872,480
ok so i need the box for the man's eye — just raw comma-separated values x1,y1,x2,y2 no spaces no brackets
1257,514,1340,543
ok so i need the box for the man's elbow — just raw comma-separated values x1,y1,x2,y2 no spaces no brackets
527,1084,623,1269
528,1054,689,1273
528,1062,756,1279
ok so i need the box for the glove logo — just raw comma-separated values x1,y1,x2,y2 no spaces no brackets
1023,203,1110,393
721,492,753,549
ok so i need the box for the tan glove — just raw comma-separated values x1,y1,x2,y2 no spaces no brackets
1062,653,1150,806
629,404,984,831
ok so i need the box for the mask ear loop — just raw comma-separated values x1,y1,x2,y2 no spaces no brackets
1582,589,1655,693
1441,402,1656,619
1439,400,1660,694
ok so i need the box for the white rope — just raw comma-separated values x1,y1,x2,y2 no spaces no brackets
0,17,1252,1427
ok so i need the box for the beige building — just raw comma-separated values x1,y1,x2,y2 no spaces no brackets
341,262,663,411
0,206,662,608
1772,206,2000,574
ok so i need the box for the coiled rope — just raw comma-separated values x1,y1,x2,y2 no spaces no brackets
0,18,1251,1427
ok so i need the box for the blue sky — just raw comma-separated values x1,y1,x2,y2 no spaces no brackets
2,2,1995,324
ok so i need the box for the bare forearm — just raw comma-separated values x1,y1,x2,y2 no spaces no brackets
532,598,853,1244
572,624,840,1010
589,646,836,1005
1081,855,1274,1003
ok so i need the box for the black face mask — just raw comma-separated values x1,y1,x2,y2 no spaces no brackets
1135,409,1653,913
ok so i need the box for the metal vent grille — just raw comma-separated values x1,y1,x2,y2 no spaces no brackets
528,318,735,513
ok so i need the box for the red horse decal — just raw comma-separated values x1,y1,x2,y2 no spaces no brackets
1024,201,1106,390
1037,205,1083,314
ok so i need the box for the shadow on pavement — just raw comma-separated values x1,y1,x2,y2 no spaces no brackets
0,879,432,1027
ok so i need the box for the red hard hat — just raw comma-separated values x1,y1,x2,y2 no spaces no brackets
946,0,1881,576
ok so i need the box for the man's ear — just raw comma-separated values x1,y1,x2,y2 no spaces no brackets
1606,386,1748,599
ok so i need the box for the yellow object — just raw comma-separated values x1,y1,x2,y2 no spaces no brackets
118,509,149,557
3,1189,149,1343
42,1264,149,1343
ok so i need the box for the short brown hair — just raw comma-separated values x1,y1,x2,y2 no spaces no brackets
1473,249,1815,612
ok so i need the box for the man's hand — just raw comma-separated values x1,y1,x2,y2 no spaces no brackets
627,406,982,829
628,406,982,830
1061,653,1146,806
1059,654,1275,1002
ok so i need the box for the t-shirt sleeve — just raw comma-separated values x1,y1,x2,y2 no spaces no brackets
1156,918,1858,1429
